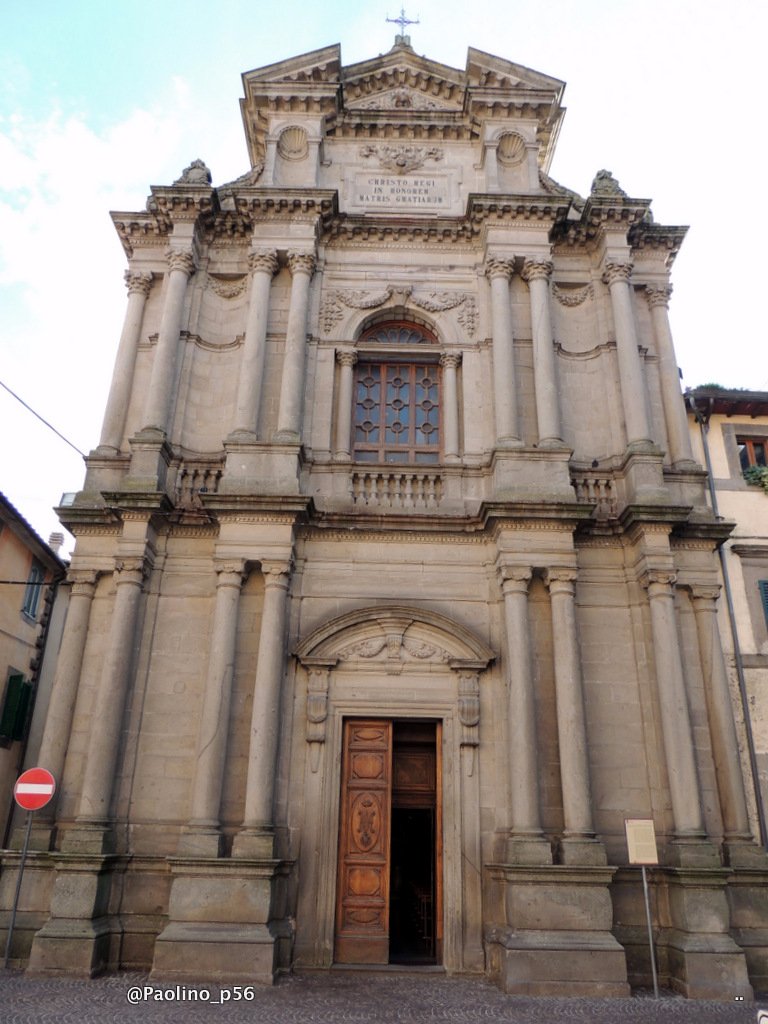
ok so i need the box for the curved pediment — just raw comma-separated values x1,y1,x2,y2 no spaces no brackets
295,604,494,670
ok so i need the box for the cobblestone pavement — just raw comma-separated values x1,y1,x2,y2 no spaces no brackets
2,970,767,1024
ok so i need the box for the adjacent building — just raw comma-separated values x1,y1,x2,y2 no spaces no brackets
686,386,768,833
2,38,767,999
0,494,66,845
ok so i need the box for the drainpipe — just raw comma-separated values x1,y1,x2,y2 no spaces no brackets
689,393,768,848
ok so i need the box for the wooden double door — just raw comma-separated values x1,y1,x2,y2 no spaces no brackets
334,718,442,965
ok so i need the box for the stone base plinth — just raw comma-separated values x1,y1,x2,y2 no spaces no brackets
151,856,292,984
661,928,753,1000
486,928,629,996
221,441,301,495
27,855,118,978
152,922,280,984
618,444,668,505
726,862,768,996
27,917,113,977
485,863,629,996
658,865,753,1000
125,432,173,493
490,447,575,502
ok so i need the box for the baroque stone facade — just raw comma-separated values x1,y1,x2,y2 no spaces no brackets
2,39,767,998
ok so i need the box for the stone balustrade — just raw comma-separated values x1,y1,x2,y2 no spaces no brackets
349,469,443,509
174,461,224,506
570,472,618,518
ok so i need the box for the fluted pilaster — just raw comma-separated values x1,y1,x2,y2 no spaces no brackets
646,286,696,467
499,566,550,862
36,571,99,821
142,248,195,435
233,559,292,857
522,258,563,446
334,349,358,460
230,249,279,438
182,561,248,854
440,352,462,462
274,251,316,442
73,557,149,834
99,272,153,450
690,585,751,841
485,256,521,446
644,570,705,837
545,569,599,859
602,260,652,447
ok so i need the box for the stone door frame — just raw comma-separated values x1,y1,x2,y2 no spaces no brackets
293,605,494,974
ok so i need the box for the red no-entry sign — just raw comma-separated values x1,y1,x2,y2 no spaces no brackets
13,767,56,811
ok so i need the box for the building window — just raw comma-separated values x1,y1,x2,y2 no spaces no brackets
353,320,441,465
760,581,768,628
21,559,45,620
354,361,440,464
738,437,767,471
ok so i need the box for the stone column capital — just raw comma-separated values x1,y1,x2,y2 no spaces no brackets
287,251,316,277
689,584,721,604
166,248,196,277
124,270,153,297
601,260,633,287
113,556,151,584
521,257,553,283
261,559,293,587
645,284,673,309
544,567,578,592
642,569,677,592
498,565,533,593
336,349,358,368
485,256,516,281
440,352,462,369
214,560,248,587
67,569,100,592
248,248,279,276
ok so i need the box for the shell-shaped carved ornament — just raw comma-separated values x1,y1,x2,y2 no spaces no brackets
496,132,526,167
277,126,309,161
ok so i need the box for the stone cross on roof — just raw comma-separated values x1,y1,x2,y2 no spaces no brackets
386,7,419,44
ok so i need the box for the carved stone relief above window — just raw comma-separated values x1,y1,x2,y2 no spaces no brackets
320,287,476,336
552,283,594,307
208,275,248,299
359,144,444,174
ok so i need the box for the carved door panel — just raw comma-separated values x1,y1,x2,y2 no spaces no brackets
334,719,393,963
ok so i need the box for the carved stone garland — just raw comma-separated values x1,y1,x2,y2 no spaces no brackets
320,285,477,336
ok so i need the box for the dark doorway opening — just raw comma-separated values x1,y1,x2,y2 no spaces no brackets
389,720,439,965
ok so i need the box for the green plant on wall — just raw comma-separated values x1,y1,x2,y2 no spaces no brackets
743,465,768,493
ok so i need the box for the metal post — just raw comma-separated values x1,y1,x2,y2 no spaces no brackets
641,865,659,998
3,811,33,969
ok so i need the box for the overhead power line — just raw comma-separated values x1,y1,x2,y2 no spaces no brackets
0,379,87,458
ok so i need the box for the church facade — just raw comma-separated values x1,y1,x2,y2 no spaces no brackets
3,38,767,998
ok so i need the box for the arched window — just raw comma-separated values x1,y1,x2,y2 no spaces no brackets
354,321,441,464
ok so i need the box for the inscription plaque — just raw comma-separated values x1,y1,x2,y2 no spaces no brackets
352,172,450,212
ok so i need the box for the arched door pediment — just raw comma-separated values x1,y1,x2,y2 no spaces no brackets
295,604,494,672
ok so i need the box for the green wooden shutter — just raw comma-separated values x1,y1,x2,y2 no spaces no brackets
0,674,32,742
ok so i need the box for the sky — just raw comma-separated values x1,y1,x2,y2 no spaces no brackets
1,0,765,554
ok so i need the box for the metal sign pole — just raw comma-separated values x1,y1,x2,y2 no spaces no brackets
3,810,33,969
641,864,659,999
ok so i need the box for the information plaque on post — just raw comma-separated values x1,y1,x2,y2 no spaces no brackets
625,817,660,999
